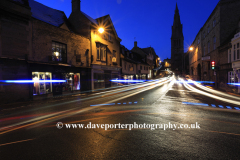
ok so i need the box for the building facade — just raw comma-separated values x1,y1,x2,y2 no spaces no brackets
188,0,240,92
68,0,122,90
131,41,158,79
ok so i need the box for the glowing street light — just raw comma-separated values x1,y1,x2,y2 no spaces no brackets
98,27,104,33
189,46,194,51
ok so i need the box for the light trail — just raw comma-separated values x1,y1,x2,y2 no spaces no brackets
181,78,240,106
0,77,173,135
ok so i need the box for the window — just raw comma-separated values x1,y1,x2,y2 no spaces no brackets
32,72,52,95
213,36,216,50
234,50,236,60
96,43,106,61
113,50,116,58
228,71,235,83
203,44,206,56
52,41,67,62
237,43,239,48
213,19,216,27
62,73,80,91
198,39,200,44
140,66,142,70
203,32,205,38
207,26,210,33
76,54,81,62
237,50,239,59
129,65,131,71
124,62,127,70
208,41,210,53
229,49,231,63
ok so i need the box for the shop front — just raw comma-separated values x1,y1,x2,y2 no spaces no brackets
92,64,121,90
29,63,90,99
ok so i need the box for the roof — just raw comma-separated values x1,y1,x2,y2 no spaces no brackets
11,0,28,5
29,0,67,27
141,47,157,56
81,11,98,25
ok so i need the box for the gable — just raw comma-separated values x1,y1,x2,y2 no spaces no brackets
60,23,70,31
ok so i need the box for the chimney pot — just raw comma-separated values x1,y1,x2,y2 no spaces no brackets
134,41,137,47
72,0,81,12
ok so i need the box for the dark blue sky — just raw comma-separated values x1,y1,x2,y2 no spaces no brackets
35,0,219,61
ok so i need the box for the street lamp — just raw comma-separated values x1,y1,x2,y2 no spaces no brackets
189,46,194,51
98,27,104,34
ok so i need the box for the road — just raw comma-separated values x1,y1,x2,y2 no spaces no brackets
0,76,240,159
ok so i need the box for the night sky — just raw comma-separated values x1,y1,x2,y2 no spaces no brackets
34,0,219,61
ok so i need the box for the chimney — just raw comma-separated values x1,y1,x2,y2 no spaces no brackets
134,41,137,47
72,0,81,12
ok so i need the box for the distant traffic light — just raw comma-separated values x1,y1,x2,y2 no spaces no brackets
211,61,215,70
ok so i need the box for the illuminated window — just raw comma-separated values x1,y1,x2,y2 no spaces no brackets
52,41,67,63
32,72,52,95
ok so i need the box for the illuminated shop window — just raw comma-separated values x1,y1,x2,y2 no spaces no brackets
32,72,52,95
62,73,80,91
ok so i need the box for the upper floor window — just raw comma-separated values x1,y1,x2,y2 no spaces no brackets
203,32,205,38
207,41,210,53
108,31,112,41
237,43,239,48
96,43,106,61
197,39,200,44
237,50,239,59
207,26,210,33
140,66,142,70
213,19,216,27
203,44,206,56
213,36,216,50
234,50,236,60
228,49,231,63
52,41,67,63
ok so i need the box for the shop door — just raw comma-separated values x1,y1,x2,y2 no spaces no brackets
105,71,111,88
52,73,62,96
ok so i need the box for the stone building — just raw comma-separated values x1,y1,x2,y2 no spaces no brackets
171,3,184,75
228,21,240,93
69,0,122,90
29,0,91,99
0,0,32,103
131,41,157,79
120,45,150,81
189,0,240,91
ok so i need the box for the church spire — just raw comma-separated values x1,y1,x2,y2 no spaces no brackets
173,2,181,27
